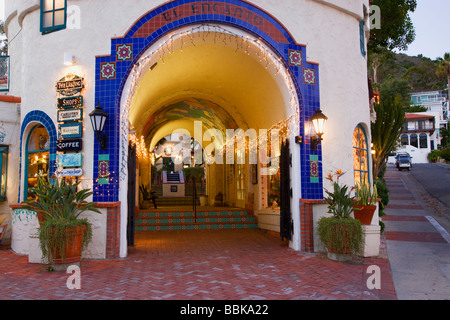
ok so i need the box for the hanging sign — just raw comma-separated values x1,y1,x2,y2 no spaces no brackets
56,168,84,177
58,96,83,109
56,74,84,97
59,123,83,139
57,153,83,168
58,109,83,122
57,139,83,152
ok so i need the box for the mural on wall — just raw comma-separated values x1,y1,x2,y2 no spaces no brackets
143,98,240,140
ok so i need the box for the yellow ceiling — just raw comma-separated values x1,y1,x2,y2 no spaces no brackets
128,31,288,148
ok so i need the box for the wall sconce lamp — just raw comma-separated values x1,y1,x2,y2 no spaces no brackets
89,103,108,151
310,109,328,151
64,52,76,66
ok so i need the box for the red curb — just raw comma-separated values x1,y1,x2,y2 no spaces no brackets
385,231,447,243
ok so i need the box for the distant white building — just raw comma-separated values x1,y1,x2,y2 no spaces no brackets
396,112,440,163
410,90,449,129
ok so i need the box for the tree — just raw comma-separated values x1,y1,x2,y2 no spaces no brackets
436,53,450,94
371,100,406,178
368,0,417,53
379,77,411,108
368,48,394,84
440,127,450,149
0,21,7,55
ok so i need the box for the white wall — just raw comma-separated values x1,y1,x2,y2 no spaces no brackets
6,0,372,256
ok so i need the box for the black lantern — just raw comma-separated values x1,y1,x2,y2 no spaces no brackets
310,109,328,151
89,103,108,151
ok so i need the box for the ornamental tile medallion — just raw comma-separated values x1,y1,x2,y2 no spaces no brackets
303,68,316,85
100,62,116,80
116,44,133,61
289,50,303,67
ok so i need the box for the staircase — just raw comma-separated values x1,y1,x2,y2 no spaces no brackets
135,210,258,231
166,172,181,183
155,197,199,207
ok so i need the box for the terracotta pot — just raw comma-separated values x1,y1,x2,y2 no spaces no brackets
353,204,376,225
50,225,86,264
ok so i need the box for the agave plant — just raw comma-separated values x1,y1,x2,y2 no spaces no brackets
22,175,100,221
21,176,101,264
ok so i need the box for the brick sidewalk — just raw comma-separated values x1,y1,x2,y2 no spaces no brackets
1,229,396,300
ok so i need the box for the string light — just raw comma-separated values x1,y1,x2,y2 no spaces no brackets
114,23,301,180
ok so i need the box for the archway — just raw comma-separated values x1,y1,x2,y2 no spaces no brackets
95,0,323,257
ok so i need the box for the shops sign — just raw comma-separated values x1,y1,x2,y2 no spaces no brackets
58,96,83,109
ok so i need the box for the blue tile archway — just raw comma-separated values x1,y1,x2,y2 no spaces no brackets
94,0,323,202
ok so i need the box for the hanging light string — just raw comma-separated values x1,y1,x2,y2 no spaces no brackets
111,23,300,182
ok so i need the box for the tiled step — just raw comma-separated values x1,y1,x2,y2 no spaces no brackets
135,210,258,231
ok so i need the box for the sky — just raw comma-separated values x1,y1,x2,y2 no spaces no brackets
0,0,448,59
400,0,450,60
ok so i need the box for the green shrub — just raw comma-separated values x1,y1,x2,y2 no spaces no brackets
427,150,441,163
317,217,363,254
441,148,450,162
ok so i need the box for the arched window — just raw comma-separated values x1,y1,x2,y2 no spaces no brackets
25,125,50,199
353,125,369,185
410,134,418,148
401,134,409,146
419,133,428,149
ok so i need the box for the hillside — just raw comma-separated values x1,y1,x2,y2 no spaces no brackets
370,53,448,92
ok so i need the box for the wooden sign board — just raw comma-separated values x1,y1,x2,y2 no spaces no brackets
56,168,83,177
58,96,83,109
59,123,83,139
58,109,83,123
57,153,83,168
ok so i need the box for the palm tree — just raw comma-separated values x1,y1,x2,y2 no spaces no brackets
436,52,450,93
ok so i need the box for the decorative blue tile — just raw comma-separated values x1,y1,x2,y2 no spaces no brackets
93,0,324,202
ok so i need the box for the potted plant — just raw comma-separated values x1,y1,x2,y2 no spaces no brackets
354,180,378,225
317,170,363,261
22,176,101,267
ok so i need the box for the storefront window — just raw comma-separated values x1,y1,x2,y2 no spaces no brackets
0,147,8,201
26,126,50,199
353,125,369,185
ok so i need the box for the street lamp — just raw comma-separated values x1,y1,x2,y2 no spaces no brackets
89,103,108,151
310,109,328,151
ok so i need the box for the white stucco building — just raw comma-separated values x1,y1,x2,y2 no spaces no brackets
3,0,378,260
396,112,440,164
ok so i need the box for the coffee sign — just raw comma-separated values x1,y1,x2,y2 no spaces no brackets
57,139,83,152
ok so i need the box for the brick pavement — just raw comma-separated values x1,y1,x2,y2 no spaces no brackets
1,228,396,300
